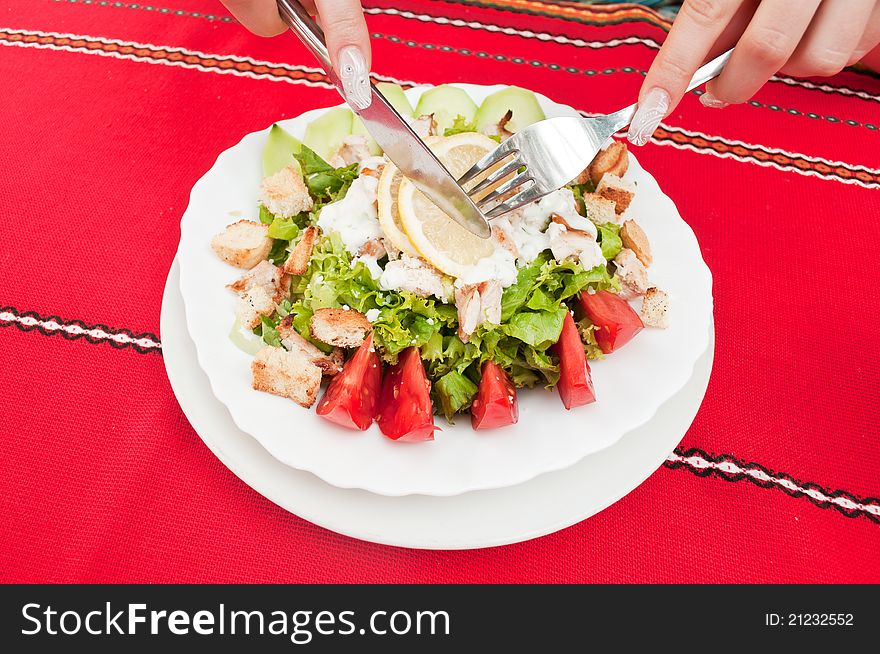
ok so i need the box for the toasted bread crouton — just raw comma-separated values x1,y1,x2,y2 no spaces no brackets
227,259,283,297
587,141,629,185
310,308,372,348
641,287,669,329
252,346,321,407
620,220,652,267
259,165,313,218
211,220,272,269
277,315,344,376
283,226,318,276
596,173,636,214
235,288,275,330
582,193,620,226
613,248,650,299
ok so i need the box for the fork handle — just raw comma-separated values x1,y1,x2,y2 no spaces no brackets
606,48,734,132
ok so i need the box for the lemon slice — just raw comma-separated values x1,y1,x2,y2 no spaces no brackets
376,161,420,257
397,133,499,277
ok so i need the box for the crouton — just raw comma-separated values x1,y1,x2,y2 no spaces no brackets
310,308,372,348
227,260,288,329
235,288,275,330
228,259,283,297
211,220,272,269
641,287,669,329
582,193,620,226
620,220,652,267
587,141,629,185
613,248,650,299
259,165,313,218
277,315,344,376
251,346,321,408
596,173,636,214
283,226,318,276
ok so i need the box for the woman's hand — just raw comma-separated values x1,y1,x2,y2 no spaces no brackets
628,0,880,145
220,0,372,109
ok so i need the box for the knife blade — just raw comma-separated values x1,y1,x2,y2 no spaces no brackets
275,0,491,238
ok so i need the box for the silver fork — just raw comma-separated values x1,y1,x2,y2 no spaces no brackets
460,49,733,218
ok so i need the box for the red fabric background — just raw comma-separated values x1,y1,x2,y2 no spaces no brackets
1,0,878,583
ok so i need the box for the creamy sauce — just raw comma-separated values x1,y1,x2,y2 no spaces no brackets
456,248,518,288
317,175,382,254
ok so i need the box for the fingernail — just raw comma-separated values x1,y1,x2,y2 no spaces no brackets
699,91,729,109
628,87,670,147
337,45,371,110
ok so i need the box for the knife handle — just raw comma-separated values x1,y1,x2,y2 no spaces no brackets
275,0,335,75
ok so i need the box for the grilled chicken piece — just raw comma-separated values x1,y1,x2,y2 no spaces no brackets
329,135,373,168
454,280,502,342
614,248,650,299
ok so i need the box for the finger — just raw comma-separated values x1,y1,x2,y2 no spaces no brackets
220,0,287,37
315,0,373,110
706,0,761,57
704,0,820,106
782,0,876,77
848,0,880,65
629,0,744,145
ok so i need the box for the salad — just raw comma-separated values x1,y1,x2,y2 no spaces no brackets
210,85,670,441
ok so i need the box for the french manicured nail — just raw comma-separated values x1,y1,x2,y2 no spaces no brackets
337,45,371,110
699,91,729,109
628,87,670,147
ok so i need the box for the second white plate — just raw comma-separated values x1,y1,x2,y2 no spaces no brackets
165,260,714,549
177,83,713,496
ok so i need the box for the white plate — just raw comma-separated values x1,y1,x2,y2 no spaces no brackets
178,83,713,497
165,260,714,549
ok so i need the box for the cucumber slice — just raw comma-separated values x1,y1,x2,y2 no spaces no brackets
414,85,478,135
303,108,353,163
377,82,414,117
262,124,302,177
351,117,382,156
475,87,545,133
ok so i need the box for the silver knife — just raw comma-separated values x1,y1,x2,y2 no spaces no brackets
275,0,491,238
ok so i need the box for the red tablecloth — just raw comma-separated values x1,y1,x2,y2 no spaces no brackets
1,0,878,583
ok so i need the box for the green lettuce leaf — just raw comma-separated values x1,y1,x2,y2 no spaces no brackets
443,115,477,137
502,307,567,349
597,222,622,260
433,370,478,420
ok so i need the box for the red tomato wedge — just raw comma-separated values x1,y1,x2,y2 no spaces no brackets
316,333,382,431
578,290,644,354
471,360,519,430
552,311,596,409
376,347,436,442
